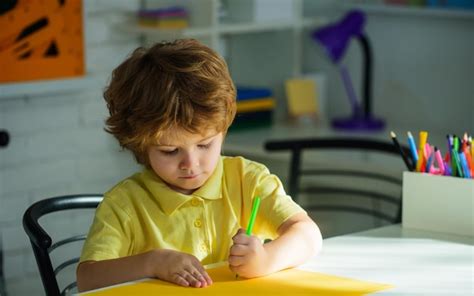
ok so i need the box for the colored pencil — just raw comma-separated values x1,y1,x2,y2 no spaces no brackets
416,131,428,172
390,131,413,171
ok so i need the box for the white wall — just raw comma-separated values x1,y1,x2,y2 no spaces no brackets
303,6,474,140
0,1,141,295
1,1,473,295
365,12,474,135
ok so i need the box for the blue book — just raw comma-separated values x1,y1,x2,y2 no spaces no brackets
236,87,272,101
229,110,273,131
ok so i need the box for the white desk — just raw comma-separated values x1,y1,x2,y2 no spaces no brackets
301,225,473,295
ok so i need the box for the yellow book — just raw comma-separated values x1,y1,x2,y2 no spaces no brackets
236,97,275,113
285,79,319,117
138,19,188,29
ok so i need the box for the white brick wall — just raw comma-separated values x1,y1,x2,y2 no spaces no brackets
0,1,142,295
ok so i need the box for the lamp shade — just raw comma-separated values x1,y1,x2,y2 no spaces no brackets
312,10,365,63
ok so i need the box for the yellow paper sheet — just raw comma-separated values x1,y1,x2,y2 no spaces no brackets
86,265,392,296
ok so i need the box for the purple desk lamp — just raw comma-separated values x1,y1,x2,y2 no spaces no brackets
312,10,384,131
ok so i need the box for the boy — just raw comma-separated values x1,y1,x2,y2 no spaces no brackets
77,39,322,292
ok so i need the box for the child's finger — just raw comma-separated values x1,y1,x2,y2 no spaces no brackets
203,272,213,286
229,243,247,256
228,254,245,267
232,228,246,238
232,233,250,245
188,267,209,287
228,263,242,274
172,272,190,287
182,270,202,288
194,264,213,286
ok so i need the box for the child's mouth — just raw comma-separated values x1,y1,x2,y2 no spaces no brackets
181,174,199,179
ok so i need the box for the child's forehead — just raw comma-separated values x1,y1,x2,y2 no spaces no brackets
155,128,220,146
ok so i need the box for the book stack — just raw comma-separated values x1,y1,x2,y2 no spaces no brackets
137,6,189,29
230,87,275,131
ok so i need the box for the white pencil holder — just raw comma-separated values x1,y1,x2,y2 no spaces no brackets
402,172,473,237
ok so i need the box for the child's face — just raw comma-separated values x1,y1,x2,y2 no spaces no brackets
147,128,224,195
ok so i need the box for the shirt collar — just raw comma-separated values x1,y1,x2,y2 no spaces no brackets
141,157,223,216
193,157,223,201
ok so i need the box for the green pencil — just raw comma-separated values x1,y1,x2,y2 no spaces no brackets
246,196,261,236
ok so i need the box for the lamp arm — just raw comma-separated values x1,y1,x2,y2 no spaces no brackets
356,34,373,119
339,65,362,118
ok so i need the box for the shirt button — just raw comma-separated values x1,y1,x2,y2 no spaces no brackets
191,199,199,206
200,243,207,252
194,219,202,228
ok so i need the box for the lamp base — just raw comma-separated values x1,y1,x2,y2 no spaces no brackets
331,116,385,131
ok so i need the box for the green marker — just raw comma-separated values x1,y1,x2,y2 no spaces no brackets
246,196,261,236
236,196,261,279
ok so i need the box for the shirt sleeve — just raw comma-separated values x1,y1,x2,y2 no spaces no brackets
79,191,133,263
244,162,306,239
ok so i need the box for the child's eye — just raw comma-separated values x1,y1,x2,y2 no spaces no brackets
160,149,178,155
198,143,212,150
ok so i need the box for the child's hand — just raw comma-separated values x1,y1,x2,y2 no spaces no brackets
228,228,269,278
150,249,213,288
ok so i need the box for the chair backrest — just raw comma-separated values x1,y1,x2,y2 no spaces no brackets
265,137,413,235
23,194,103,296
0,235,6,296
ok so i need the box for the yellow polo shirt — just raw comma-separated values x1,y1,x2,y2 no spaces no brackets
80,156,304,265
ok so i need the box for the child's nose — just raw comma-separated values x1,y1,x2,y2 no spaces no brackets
179,152,198,170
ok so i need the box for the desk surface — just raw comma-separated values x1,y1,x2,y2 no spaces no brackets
82,225,473,295
300,225,473,295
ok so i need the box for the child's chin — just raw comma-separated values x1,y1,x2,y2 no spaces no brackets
183,175,206,184
176,180,205,192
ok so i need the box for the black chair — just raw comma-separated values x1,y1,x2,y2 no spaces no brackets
0,235,6,296
1,130,9,296
265,137,413,236
23,194,103,296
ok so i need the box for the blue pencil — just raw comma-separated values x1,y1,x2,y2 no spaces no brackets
459,152,471,179
407,131,418,163
425,153,434,173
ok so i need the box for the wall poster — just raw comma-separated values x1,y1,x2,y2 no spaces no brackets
0,0,85,83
